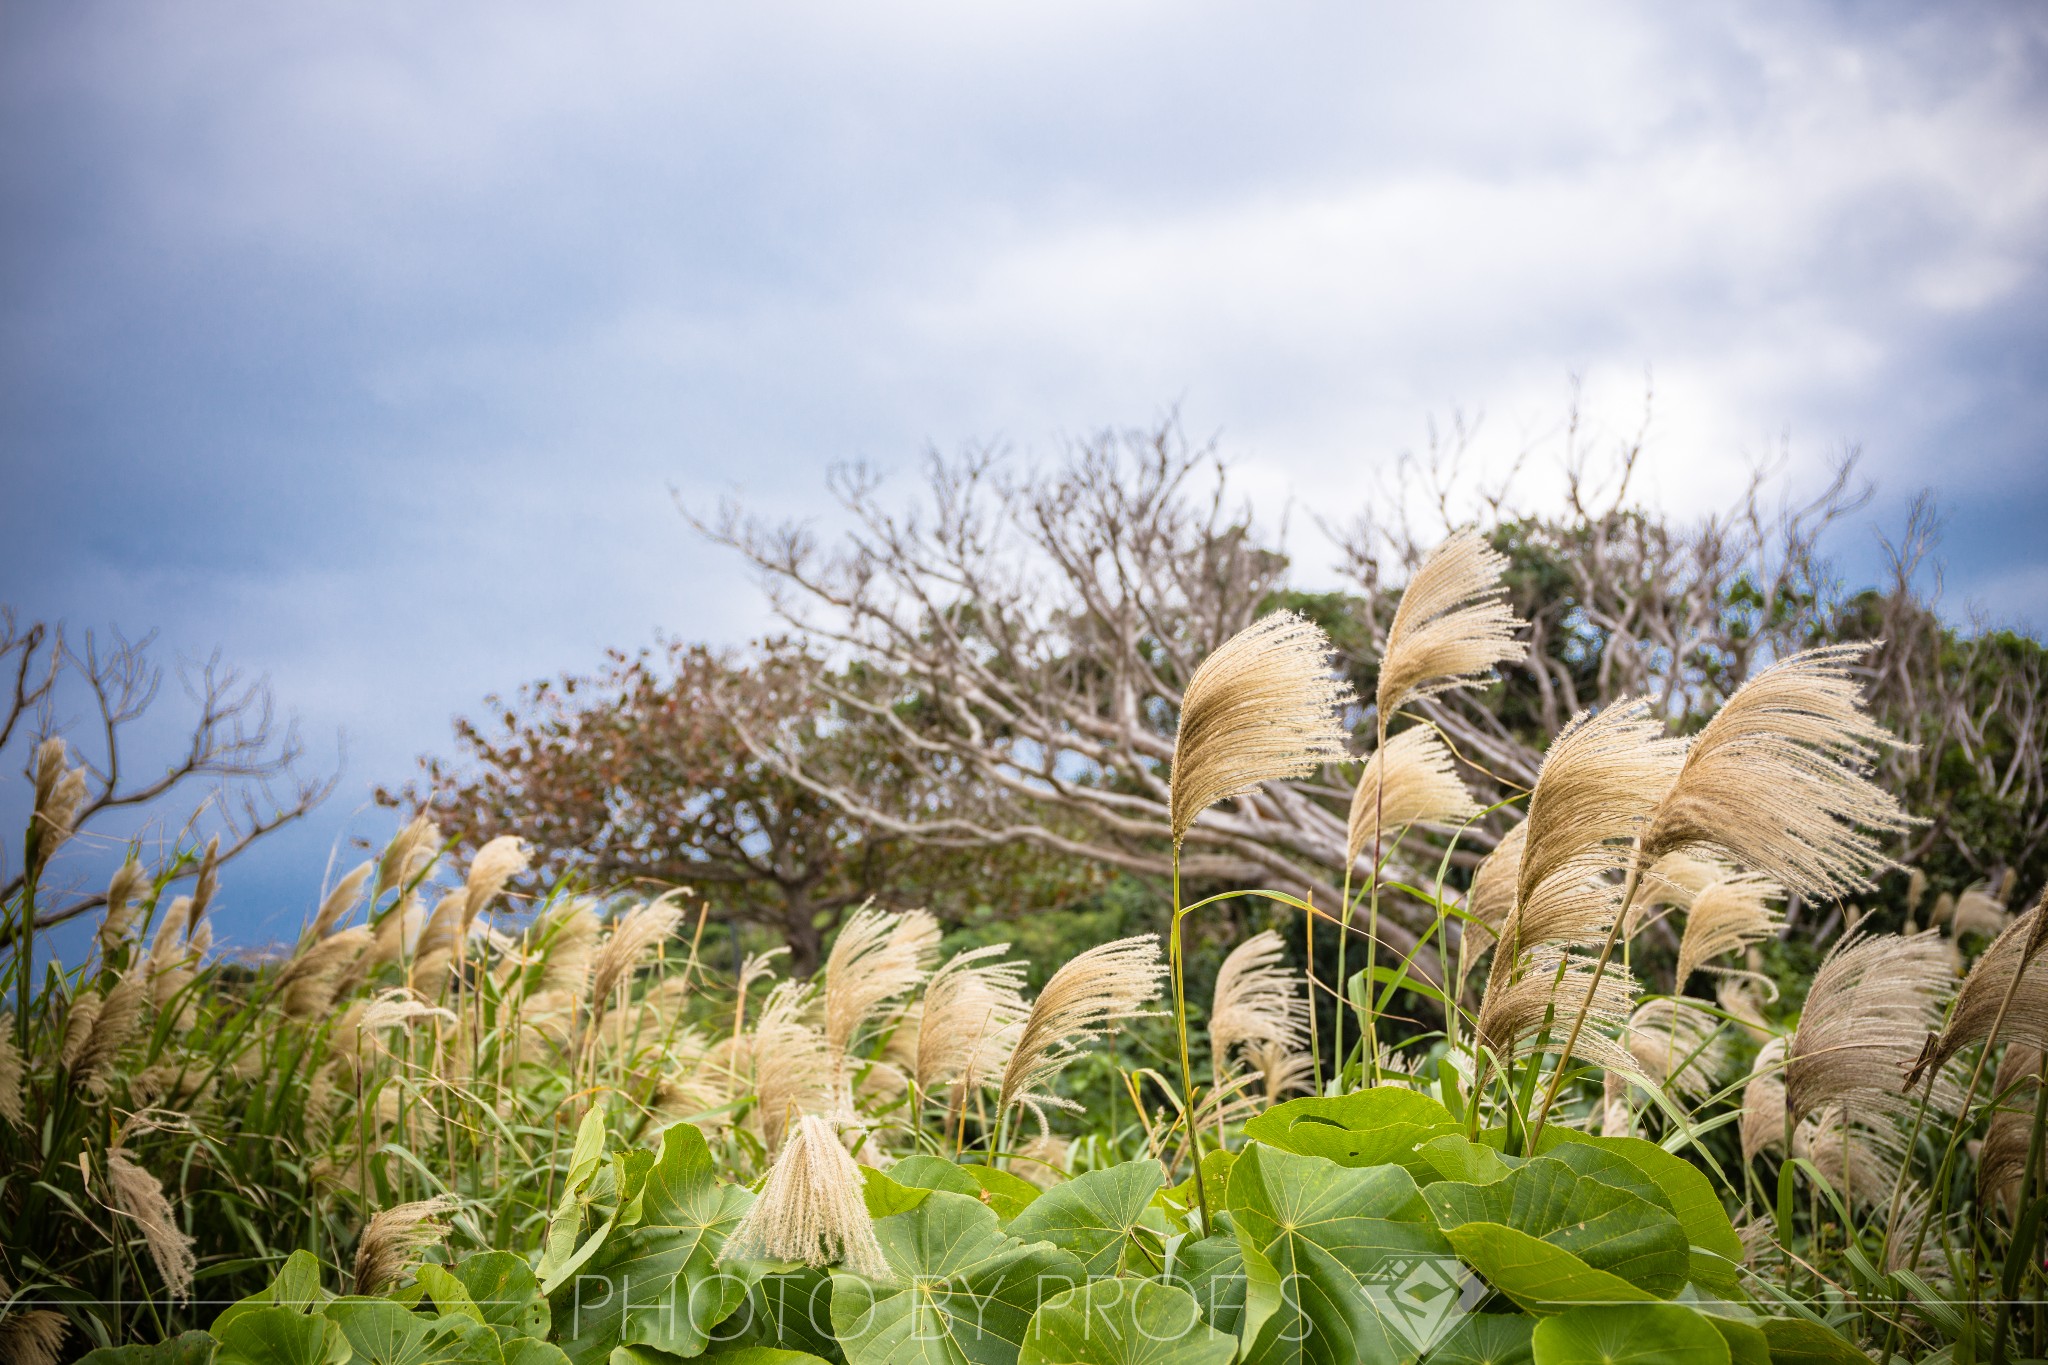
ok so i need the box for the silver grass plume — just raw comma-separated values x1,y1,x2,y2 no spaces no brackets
463,835,531,923
1208,930,1310,1081
147,897,191,969
719,1112,890,1280
1624,998,1729,1099
1475,948,1640,1078
1948,883,2009,939
1716,977,1774,1042
0,1308,67,1365
60,991,103,1069
530,899,601,998
1464,821,1526,948
750,980,832,1152
590,893,688,1010
1980,1044,2044,1217
275,928,373,1018
0,1022,23,1126
1375,529,1527,721
369,894,425,969
1741,1037,1789,1163
1786,931,1953,1123
376,814,443,897
408,891,468,994
1625,851,1731,936
309,861,374,941
329,990,457,1074
1246,1037,1316,1106
999,935,1166,1135
100,862,147,956
1168,611,1352,846
1637,645,1915,899
353,1195,460,1294
1910,897,2048,1082
1345,723,1480,869
72,969,148,1097
1674,874,1784,993
912,945,1029,1098
1793,1107,1905,1210
823,904,940,1062
106,1147,195,1300
30,737,89,858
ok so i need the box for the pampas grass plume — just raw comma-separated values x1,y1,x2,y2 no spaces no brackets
1345,724,1479,868
1375,529,1527,720
352,1195,460,1294
1639,645,1914,899
106,1147,195,1300
1169,611,1351,846
719,1113,890,1280
1786,931,1952,1122
999,934,1166,1135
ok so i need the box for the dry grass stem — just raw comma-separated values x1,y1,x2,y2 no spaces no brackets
1169,610,1352,846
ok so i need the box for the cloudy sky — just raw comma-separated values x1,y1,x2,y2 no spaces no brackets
5,2,2046,946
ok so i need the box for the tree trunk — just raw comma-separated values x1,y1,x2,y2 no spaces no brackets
779,887,824,977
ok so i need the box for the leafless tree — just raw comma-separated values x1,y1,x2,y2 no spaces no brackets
1,609,334,938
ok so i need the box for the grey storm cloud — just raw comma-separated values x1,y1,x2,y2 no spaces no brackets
3,0,2045,944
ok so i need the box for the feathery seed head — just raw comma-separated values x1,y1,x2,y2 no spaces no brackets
463,835,531,924
106,1147,195,1300
1375,530,1527,721
719,1112,891,1279
376,814,443,897
353,1195,460,1295
1912,899,2048,1081
1475,948,1640,1079
1639,645,1916,899
1345,723,1480,868
1786,930,1953,1122
1625,998,1728,1099
0,1309,67,1365
1674,874,1784,993
1208,930,1310,1071
999,935,1166,1135
310,862,374,941
100,862,147,955
913,944,1029,1097
0,1023,23,1127
1169,611,1352,847
1463,821,1526,948
591,893,687,1008
822,904,940,1060
1741,1037,1789,1163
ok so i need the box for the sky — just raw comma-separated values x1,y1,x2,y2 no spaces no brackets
4,1,2047,950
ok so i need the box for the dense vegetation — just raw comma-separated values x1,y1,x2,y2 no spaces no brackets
5,448,2046,1365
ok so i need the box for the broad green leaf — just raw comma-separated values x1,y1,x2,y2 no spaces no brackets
1018,1280,1235,1365
962,1166,1043,1222
1007,1160,1167,1277
887,1156,984,1199
446,1252,551,1341
1437,1225,1655,1315
323,1299,505,1365
503,1343,573,1365
1243,1088,1459,1181
1159,1149,1235,1224
1422,1155,1689,1307
1756,1319,1876,1365
722,1269,843,1362
828,1189,1087,1365
78,1332,220,1365
541,1111,620,1293
1226,1141,1466,1364
1413,1137,1514,1187
214,1306,352,1365
1702,1316,1769,1365
699,1349,834,1364
550,1122,758,1365
1420,1314,1535,1365
1173,1235,1246,1340
1535,1131,1742,1283
860,1166,930,1219
1529,1304,1729,1365
413,1267,488,1326
212,1252,332,1336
